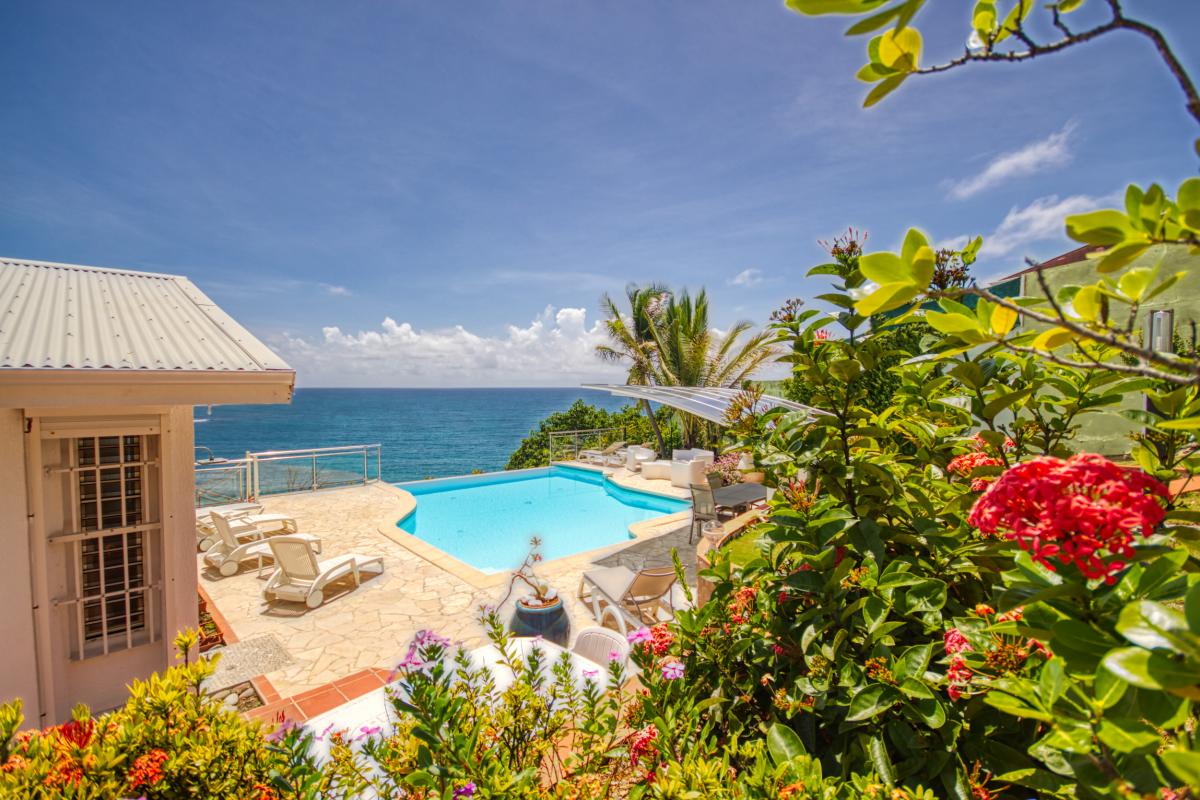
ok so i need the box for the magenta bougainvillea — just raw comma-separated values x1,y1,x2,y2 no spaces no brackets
968,453,1167,582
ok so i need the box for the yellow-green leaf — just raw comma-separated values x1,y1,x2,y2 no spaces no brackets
991,304,1018,335
1095,242,1150,274
1032,326,1074,350
910,245,935,287
1065,209,1135,246
855,282,921,315
877,26,921,70
972,0,996,33
785,0,883,15
925,310,983,335
1117,267,1156,302
863,73,906,107
858,251,911,285
1072,286,1101,321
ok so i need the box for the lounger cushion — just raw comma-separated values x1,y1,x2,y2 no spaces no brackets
582,566,637,602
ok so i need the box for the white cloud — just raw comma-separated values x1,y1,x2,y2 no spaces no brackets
321,283,352,296
729,268,764,287
275,306,629,387
980,192,1110,258
948,123,1076,200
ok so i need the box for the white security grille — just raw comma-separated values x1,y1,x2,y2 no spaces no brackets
55,434,162,658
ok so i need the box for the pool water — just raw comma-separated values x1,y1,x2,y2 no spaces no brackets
396,466,689,573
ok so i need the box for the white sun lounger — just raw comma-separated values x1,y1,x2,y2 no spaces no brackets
262,536,384,610
579,441,625,465
196,509,296,552
203,512,322,578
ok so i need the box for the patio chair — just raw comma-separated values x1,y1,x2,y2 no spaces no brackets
262,536,385,609
204,513,322,578
689,484,723,544
572,626,631,669
196,508,295,552
577,565,680,636
579,441,625,465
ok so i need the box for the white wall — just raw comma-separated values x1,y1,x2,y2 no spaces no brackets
0,409,41,723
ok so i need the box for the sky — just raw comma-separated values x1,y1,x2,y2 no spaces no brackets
2,1,1198,387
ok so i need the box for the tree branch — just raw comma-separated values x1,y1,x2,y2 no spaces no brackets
1000,341,1192,384
952,285,1200,379
915,0,1200,127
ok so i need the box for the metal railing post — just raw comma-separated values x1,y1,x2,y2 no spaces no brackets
362,446,368,485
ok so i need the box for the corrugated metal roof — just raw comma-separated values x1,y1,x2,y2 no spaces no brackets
0,257,292,372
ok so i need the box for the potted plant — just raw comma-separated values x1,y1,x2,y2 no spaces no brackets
502,537,570,646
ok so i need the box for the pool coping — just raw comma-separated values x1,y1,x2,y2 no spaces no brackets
378,468,693,590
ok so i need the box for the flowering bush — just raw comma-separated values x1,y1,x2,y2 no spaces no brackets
708,451,744,486
0,630,286,799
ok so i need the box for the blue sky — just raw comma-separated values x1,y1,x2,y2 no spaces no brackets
2,1,1198,386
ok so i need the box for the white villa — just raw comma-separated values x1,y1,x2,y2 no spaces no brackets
0,257,294,725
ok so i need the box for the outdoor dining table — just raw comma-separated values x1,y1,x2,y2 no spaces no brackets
713,482,769,509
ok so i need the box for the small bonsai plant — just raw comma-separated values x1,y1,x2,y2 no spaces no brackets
502,537,558,609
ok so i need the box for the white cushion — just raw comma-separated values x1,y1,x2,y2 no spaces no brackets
641,460,671,480
671,449,714,464
671,459,708,488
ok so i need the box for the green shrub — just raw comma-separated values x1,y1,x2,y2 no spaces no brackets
505,400,680,470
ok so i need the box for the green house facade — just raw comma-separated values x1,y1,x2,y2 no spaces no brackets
996,243,1200,455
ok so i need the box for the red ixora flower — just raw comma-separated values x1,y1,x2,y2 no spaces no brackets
628,724,658,766
127,748,169,789
55,719,94,749
947,451,1002,479
968,454,1166,583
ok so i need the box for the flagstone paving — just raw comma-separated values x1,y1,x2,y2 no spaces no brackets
199,473,696,700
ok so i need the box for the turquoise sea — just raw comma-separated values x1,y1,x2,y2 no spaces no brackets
194,388,632,483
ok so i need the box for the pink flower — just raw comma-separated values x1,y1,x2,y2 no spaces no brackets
661,660,684,680
582,668,599,679
609,649,623,662
944,628,972,655
628,628,652,644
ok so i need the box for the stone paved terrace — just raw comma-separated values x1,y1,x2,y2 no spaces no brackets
199,465,696,713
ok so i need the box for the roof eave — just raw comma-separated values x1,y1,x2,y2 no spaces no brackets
0,368,295,408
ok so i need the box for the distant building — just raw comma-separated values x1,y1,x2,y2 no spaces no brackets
0,257,294,724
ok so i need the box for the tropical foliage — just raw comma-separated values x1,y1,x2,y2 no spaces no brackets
504,400,678,470
7,3,1200,799
597,284,776,449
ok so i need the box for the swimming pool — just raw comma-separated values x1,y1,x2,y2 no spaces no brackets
395,466,689,573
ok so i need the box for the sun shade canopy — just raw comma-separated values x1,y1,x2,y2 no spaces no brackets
582,384,820,426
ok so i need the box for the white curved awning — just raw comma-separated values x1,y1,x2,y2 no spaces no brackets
582,384,820,425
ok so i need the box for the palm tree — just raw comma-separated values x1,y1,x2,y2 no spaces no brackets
648,289,776,448
595,284,671,454
597,285,776,451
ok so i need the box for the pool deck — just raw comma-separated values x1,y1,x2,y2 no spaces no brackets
199,465,695,722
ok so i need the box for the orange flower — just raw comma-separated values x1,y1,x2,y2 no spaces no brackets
127,748,169,789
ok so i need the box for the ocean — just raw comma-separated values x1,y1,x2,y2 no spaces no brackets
194,387,633,483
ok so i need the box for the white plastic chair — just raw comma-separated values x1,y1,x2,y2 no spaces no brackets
262,536,384,610
572,626,630,669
